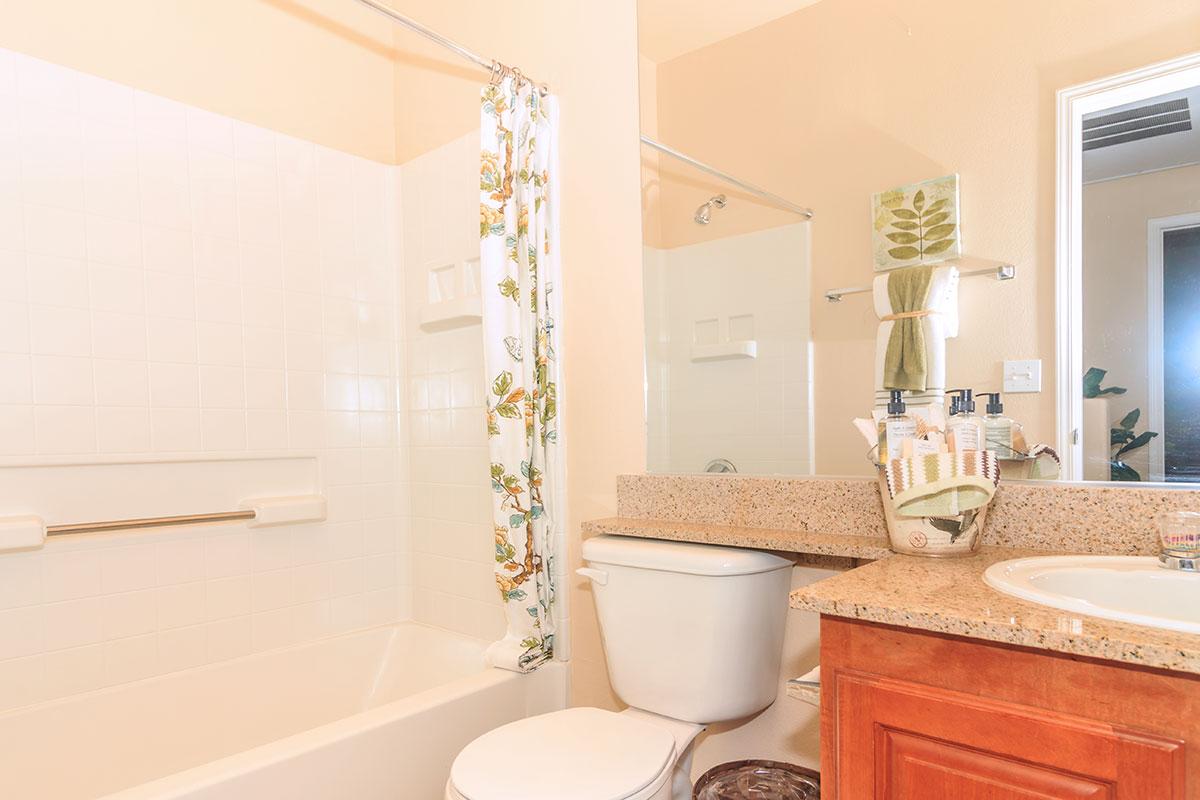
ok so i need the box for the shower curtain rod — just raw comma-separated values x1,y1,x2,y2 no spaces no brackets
351,0,812,220
641,136,815,219
351,0,548,90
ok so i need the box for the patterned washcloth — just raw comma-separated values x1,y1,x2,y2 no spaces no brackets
1027,444,1061,480
884,449,1000,518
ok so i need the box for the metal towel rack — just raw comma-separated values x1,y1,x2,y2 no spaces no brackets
824,261,1015,302
0,495,328,552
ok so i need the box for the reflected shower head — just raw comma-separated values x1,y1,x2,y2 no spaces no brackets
693,194,727,225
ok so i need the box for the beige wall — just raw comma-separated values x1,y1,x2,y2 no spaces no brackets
649,0,1200,475
1082,164,1200,480
0,0,399,163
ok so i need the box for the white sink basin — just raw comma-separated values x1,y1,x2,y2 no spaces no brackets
983,556,1200,634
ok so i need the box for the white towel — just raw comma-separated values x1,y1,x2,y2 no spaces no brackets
874,265,960,409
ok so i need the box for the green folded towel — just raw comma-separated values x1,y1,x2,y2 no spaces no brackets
882,265,934,391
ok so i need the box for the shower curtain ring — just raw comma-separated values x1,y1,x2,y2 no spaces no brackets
510,67,524,87
489,60,504,85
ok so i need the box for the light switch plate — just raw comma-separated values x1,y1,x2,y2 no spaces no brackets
1003,359,1042,393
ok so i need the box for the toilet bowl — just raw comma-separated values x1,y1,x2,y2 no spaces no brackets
446,536,794,800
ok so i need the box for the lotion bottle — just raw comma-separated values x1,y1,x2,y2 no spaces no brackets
981,392,1025,457
878,390,918,462
981,392,1012,455
947,389,985,452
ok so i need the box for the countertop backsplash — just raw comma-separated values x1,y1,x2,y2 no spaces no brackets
614,474,1200,556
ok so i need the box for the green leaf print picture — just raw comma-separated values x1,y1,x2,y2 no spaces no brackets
872,174,962,271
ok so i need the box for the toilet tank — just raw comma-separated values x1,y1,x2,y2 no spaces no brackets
580,535,794,724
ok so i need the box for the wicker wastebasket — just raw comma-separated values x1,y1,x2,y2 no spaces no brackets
692,760,820,799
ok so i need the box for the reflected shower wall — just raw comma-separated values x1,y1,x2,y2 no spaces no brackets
642,143,814,475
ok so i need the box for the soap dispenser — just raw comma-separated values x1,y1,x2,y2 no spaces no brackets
947,389,985,452
878,390,917,462
981,392,1011,455
980,392,1026,458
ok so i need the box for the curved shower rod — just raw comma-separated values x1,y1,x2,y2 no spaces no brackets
350,0,815,221
641,136,815,219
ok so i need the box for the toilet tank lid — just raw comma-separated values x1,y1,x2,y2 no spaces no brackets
582,535,794,576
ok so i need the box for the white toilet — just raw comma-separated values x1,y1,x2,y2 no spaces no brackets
445,535,794,800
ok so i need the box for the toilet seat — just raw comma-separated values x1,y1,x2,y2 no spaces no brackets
447,707,676,800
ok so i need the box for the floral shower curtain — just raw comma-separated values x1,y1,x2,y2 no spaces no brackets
479,76,561,673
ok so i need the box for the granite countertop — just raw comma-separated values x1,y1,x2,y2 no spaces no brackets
582,510,1200,675
582,517,893,561
790,546,1200,675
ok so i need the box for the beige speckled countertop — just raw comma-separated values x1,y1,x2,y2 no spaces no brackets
790,546,1200,675
582,517,892,562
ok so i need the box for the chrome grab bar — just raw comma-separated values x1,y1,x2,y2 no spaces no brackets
47,510,258,537
0,495,327,553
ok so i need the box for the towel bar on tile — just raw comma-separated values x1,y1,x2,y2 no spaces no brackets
45,494,328,537
824,261,1015,302
0,494,328,552
47,509,258,537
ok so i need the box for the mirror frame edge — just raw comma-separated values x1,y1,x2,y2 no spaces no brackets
1055,50,1200,482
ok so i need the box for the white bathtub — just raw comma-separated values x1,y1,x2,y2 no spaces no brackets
0,623,567,800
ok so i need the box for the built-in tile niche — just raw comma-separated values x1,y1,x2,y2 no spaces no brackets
419,258,482,331
690,313,758,362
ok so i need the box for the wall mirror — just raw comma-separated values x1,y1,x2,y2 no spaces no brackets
636,1,1200,484
1059,53,1200,483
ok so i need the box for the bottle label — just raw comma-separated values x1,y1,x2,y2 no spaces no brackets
911,438,939,457
885,419,917,460
951,420,981,452
985,419,1013,454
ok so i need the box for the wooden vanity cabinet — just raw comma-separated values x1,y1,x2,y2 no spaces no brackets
819,617,1199,799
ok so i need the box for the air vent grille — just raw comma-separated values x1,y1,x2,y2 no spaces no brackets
1083,98,1192,151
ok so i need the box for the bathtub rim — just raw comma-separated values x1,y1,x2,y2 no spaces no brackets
0,621,557,800
100,622,562,800
105,665,535,800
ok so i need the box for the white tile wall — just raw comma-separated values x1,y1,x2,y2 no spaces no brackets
645,225,815,475
0,48,409,710
398,132,505,642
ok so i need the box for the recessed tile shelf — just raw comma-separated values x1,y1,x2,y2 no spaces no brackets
420,259,483,331
418,296,483,331
689,341,758,362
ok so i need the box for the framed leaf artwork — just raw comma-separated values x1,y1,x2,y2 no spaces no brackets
872,174,961,271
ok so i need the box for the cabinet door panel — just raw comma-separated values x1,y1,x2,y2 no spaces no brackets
834,672,1183,800
881,728,1112,799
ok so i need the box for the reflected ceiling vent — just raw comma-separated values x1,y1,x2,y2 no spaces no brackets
1083,98,1192,151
